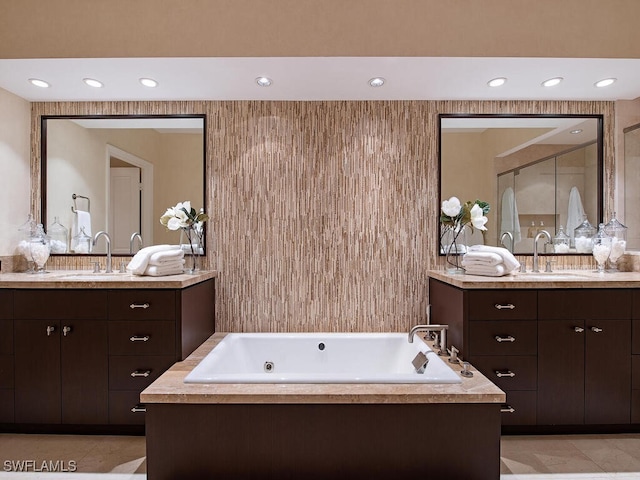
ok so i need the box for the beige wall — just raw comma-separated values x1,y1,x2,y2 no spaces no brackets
0,87,30,260
3,1,640,59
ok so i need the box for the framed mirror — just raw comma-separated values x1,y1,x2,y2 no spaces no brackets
439,114,603,255
41,114,206,255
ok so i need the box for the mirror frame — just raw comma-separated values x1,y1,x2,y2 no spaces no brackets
438,113,604,256
40,113,208,256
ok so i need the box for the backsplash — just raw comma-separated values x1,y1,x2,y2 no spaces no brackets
31,100,615,332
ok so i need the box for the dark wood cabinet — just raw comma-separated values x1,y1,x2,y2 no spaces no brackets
429,278,634,430
538,289,631,426
3,278,215,431
14,289,109,425
0,291,13,423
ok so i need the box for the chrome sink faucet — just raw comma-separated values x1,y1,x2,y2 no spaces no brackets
92,231,113,273
532,230,552,273
130,232,143,254
408,324,448,355
500,231,514,253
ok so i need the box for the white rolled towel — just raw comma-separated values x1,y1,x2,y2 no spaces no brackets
464,264,506,277
127,244,180,275
461,251,503,266
467,245,520,272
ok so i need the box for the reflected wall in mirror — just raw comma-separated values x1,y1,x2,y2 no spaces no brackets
625,122,640,249
440,115,603,255
42,115,205,255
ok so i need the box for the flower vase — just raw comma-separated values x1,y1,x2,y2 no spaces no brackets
180,227,202,274
442,224,468,274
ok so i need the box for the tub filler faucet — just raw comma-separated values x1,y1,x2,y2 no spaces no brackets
408,324,448,356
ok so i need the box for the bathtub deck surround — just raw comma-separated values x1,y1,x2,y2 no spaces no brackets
142,333,504,479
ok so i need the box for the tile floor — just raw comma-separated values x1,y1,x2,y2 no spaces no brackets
0,433,639,479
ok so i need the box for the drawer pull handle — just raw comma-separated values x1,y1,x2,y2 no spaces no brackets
130,303,150,309
131,370,151,378
501,405,516,414
591,326,603,333
46,325,56,336
131,404,147,413
494,303,515,310
574,326,584,333
495,370,516,378
495,335,515,343
130,335,150,342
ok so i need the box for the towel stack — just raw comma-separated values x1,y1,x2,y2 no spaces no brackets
461,245,521,277
127,245,185,277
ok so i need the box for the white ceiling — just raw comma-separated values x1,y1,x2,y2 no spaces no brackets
1,57,640,102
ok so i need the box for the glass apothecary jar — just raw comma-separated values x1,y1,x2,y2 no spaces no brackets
72,226,92,254
553,225,571,253
604,213,627,271
574,217,596,253
29,224,51,274
17,214,37,272
48,216,69,253
592,223,612,273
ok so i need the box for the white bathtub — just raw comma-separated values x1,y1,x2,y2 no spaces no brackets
184,332,462,384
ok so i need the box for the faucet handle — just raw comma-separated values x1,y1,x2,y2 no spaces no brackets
92,261,101,273
448,345,459,364
545,260,555,273
519,259,527,273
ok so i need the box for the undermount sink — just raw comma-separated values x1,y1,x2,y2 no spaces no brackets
516,272,586,281
59,273,130,280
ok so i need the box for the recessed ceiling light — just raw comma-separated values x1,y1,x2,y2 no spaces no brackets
256,77,272,87
139,78,158,88
487,77,507,87
83,78,104,88
542,77,563,87
368,77,385,87
570,129,583,134
28,78,50,88
595,78,616,88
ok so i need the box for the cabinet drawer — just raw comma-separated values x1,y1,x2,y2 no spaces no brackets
0,355,14,389
0,320,12,354
108,290,176,321
468,355,536,391
109,390,146,425
468,290,536,321
539,289,632,320
0,291,12,319
109,355,175,390
14,290,107,320
468,321,537,356
501,391,536,426
108,321,175,355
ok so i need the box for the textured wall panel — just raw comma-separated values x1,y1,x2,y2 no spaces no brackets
31,100,614,333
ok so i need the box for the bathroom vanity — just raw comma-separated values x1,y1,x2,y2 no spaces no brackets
428,270,640,433
0,271,215,433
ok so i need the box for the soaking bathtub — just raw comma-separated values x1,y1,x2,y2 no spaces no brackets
183,332,462,384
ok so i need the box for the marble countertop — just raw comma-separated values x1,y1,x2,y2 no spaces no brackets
0,269,216,289
429,269,640,289
140,332,505,405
